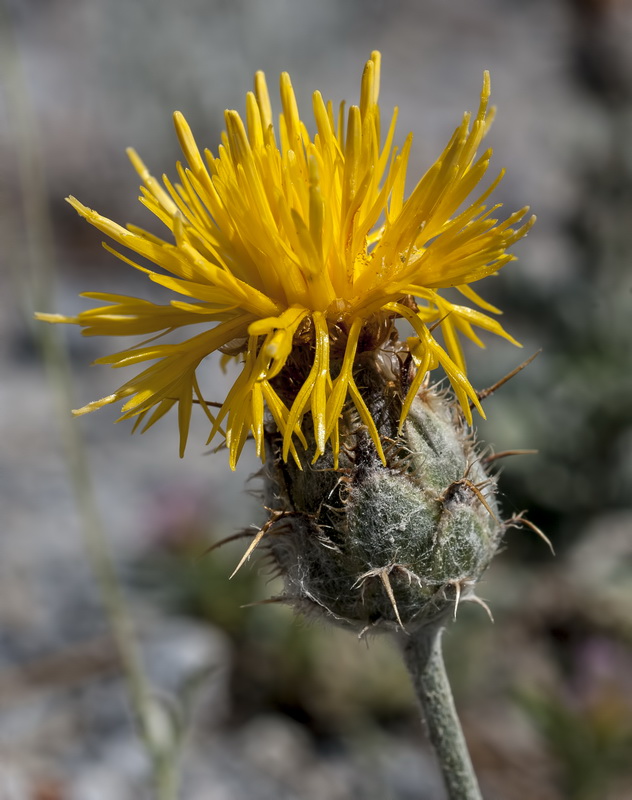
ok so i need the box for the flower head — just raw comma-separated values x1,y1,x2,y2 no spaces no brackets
39,52,533,468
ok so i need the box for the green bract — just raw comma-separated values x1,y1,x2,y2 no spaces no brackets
262,357,503,634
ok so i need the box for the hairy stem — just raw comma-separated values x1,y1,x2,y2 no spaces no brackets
401,626,483,800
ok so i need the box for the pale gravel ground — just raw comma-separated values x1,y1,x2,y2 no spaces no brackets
1,0,629,797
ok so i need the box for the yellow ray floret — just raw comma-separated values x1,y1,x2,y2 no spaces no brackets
37,51,534,468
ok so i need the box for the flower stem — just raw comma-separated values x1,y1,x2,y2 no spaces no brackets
401,626,483,800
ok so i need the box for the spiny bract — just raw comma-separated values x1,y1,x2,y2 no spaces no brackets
261,350,504,634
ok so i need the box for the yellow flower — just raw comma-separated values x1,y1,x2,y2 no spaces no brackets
38,52,533,469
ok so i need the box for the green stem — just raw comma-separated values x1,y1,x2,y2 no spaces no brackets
0,6,179,798
401,626,483,800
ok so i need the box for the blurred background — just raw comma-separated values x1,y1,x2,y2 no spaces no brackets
1,0,632,798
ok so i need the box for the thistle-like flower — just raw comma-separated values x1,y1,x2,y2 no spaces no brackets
38,57,539,798
38,52,532,469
